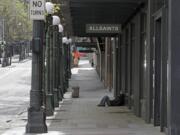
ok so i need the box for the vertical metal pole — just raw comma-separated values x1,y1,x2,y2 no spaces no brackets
58,33,63,100
49,25,55,109
67,41,71,79
53,25,59,107
26,20,47,133
56,32,60,100
61,42,66,94
45,15,54,116
63,43,68,92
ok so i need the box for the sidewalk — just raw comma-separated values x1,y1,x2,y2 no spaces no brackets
2,59,165,135
48,60,165,135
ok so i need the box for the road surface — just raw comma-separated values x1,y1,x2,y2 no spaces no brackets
0,58,31,133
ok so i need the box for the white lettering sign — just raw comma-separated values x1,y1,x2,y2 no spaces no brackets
29,0,45,20
86,24,122,34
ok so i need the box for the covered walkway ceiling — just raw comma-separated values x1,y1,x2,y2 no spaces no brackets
61,0,147,36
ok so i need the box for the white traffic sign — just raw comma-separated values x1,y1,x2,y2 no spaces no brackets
29,0,45,20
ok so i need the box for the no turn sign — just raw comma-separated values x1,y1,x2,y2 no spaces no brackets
29,0,45,20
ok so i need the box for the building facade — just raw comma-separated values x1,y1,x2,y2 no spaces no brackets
61,0,180,134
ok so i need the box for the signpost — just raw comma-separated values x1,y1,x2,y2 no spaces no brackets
26,0,47,133
29,0,45,20
86,24,121,34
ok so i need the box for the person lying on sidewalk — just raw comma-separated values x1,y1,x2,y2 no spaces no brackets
97,93,125,107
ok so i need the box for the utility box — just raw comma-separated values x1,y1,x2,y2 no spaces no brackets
72,86,79,98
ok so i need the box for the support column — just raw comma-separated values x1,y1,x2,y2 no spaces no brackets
118,35,122,94
127,24,132,109
168,0,180,134
26,20,47,133
133,14,141,117
160,5,168,131
104,38,108,88
117,35,121,96
121,30,126,94
145,0,154,123
112,37,117,96
105,38,111,89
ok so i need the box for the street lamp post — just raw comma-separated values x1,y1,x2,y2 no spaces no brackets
63,37,69,92
58,24,63,100
45,2,54,116
61,37,66,94
67,38,72,79
26,20,47,133
52,15,60,107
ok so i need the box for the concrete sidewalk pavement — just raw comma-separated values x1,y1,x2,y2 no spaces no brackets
48,60,165,135
2,59,165,135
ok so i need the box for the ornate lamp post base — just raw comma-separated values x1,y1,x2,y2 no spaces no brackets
26,107,47,133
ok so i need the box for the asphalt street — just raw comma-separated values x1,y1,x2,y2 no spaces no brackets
0,58,31,134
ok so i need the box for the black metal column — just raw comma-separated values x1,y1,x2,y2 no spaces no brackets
67,41,71,79
26,20,47,133
167,0,180,134
58,33,63,100
45,15,54,116
61,43,66,94
49,25,55,110
63,43,69,92
52,25,59,107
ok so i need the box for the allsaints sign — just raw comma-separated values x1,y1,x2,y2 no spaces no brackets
86,24,121,34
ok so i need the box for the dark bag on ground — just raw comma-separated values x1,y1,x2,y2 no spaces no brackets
109,94,125,106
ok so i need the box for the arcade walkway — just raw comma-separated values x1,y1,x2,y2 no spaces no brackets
48,59,165,135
